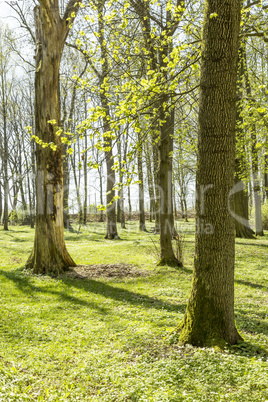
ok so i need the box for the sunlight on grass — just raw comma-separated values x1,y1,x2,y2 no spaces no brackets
0,221,267,401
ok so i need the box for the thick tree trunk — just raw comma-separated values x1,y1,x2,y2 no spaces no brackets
26,2,77,274
179,0,242,347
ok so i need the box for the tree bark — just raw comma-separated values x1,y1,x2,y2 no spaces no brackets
179,0,242,347
26,1,78,274
137,133,147,231
97,0,119,239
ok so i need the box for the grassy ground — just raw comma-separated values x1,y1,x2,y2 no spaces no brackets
0,220,267,401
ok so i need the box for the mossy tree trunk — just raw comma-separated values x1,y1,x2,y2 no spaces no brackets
179,0,242,347
26,0,79,275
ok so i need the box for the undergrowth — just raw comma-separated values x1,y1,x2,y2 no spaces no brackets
0,221,267,401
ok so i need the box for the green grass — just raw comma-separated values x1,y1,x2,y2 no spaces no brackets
0,221,267,401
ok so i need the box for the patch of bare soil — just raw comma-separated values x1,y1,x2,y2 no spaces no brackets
64,264,149,279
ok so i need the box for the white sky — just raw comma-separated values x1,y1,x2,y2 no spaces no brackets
0,0,21,28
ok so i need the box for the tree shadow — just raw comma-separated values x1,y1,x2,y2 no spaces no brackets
228,340,268,360
236,308,268,337
0,268,185,315
236,241,268,248
0,269,107,314
60,275,186,314
235,279,268,292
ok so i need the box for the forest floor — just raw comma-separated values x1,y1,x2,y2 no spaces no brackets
0,220,267,401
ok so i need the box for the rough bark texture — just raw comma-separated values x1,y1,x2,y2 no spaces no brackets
179,0,242,347
26,1,78,274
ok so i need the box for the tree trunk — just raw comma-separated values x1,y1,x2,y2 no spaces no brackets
98,167,105,222
62,144,71,229
233,48,255,239
264,152,268,201
71,142,83,225
145,142,156,222
242,46,264,236
26,1,78,275
178,0,242,347
158,107,178,265
83,98,88,225
127,184,132,220
137,134,147,231
0,62,9,231
97,0,119,239
152,139,160,233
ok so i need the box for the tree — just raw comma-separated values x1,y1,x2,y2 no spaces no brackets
0,29,11,231
178,0,242,346
233,45,255,239
26,0,79,274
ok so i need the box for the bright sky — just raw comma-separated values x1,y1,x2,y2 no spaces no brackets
0,0,21,28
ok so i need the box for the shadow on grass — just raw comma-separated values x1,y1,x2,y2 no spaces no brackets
0,269,108,314
236,309,268,337
228,340,268,360
0,269,185,314
236,241,268,248
235,279,268,292
0,232,31,242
